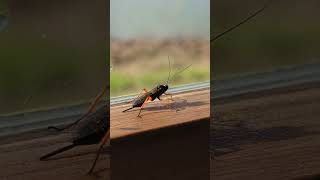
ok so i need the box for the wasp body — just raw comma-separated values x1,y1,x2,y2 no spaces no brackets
123,84,169,117
123,59,190,117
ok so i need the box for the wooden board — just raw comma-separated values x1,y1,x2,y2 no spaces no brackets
211,83,320,180
0,88,209,180
111,89,210,139
111,119,210,180
0,133,109,180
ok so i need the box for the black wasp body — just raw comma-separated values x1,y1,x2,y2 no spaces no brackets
139,85,169,104
123,59,191,117
123,84,169,117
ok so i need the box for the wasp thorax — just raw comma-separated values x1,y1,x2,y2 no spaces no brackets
158,84,168,91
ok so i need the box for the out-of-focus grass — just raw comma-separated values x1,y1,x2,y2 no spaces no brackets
110,38,210,96
111,66,209,97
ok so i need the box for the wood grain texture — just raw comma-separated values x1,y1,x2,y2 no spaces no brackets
211,83,320,180
111,89,210,139
0,89,209,180
0,133,109,180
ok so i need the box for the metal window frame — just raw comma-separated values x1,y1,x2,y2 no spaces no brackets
1,63,320,140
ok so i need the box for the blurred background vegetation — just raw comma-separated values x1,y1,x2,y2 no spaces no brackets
110,0,210,97
0,0,107,115
0,0,8,30
110,38,209,96
0,0,7,11
212,0,320,79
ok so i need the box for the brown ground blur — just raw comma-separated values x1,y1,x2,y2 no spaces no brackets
111,38,210,75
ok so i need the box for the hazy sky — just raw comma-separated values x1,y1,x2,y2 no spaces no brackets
111,0,210,39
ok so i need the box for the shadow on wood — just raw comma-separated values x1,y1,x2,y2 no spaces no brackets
111,119,209,180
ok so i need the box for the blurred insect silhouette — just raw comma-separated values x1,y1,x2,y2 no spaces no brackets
123,57,191,117
40,86,109,174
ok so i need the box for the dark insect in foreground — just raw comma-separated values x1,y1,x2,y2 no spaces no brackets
123,58,191,117
40,86,109,174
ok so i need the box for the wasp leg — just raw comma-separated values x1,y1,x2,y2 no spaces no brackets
49,86,107,131
137,96,152,117
163,93,182,111
164,92,174,101
88,130,110,174
86,86,107,113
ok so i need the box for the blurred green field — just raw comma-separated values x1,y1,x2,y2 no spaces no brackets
111,66,209,97
110,38,210,96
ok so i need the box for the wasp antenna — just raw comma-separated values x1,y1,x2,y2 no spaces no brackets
168,64,192,84
211,0,271,43
166,56,172,84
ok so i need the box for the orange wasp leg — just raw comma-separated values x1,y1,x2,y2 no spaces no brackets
137,96,152,117
86,86,107,115
88,129,110,174
160,93,180,111
164,92,174,101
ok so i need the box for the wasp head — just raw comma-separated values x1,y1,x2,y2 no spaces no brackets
157,84,168,93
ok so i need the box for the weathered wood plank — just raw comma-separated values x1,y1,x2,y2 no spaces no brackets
0,133,109,180
211,83,320,180
111,89,210,139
